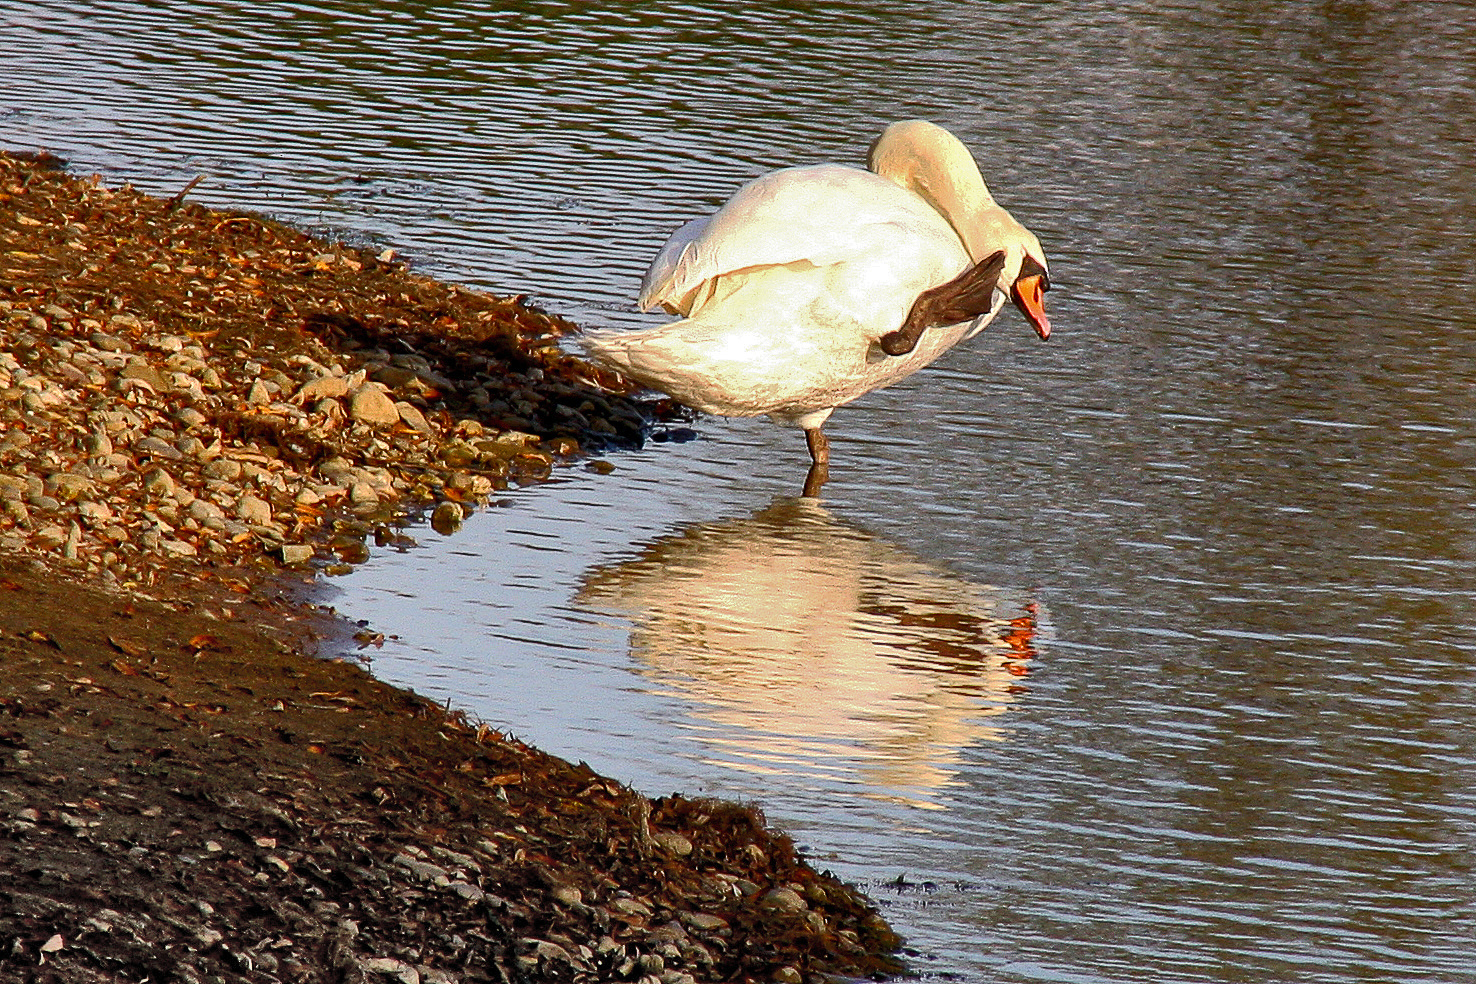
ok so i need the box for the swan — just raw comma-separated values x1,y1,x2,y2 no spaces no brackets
584,120,1051,495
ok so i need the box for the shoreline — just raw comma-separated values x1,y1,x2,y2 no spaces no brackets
0,152,905,983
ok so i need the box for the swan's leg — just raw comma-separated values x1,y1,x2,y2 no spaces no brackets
880,249,1007,356
802,427,830,497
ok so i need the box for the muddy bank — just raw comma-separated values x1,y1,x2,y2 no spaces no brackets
0,152,904,983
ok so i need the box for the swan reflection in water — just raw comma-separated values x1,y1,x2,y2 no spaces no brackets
576,498,1037,806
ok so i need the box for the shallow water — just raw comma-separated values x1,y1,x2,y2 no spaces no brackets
8,1,1476,980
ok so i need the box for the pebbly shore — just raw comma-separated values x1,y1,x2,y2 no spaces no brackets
0,151,905,984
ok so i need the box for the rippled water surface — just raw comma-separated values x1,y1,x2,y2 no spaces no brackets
9,2,1476,981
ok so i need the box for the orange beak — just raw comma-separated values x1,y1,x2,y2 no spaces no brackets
1011,273,1050,340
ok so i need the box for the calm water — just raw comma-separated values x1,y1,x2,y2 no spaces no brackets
8,2,1476,980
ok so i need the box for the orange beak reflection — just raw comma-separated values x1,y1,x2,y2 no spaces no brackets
1011,273,1051,340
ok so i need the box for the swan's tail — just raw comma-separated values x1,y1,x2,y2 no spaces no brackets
578,327,659,382
580,325,705,399
578,321,772,418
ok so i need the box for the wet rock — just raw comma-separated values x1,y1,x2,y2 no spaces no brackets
430,501,463,536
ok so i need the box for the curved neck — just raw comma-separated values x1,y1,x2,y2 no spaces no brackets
868,120,999,263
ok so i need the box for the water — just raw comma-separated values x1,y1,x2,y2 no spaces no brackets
7,2,1476,980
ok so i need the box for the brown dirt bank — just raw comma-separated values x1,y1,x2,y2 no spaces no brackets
0,152,904,983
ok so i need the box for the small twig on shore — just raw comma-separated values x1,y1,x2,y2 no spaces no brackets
166,173,206,211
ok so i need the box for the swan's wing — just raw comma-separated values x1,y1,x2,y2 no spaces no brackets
638,164,951,316
638,215,710,313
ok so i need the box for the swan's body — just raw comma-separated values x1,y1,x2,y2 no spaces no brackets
584,120,1051,494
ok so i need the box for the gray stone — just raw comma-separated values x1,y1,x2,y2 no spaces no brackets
361,957,420,983
393,855,449,884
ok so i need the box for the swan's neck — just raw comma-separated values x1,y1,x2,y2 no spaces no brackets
868,122,1000,264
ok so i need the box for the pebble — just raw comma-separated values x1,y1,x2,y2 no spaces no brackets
759,887,808,914
78,501,113,524
429,501,463,536
236,494,273,527
90,332,130,352
680,911,728,932
278,544,315,565
294,374,349,403
396,401,432,433
85,430,114,457
361,957,420,983
45,473,94,501
142,469,176,498
349,483,380,508
350,384,399,427
135,436,183,460
203,458,242,481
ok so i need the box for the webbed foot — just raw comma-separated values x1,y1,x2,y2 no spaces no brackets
880,249,1007,356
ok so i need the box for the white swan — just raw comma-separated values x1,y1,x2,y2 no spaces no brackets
584,120,1051,495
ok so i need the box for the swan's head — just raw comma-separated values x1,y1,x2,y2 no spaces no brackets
1001,220,1051,340
870,120,1051,339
